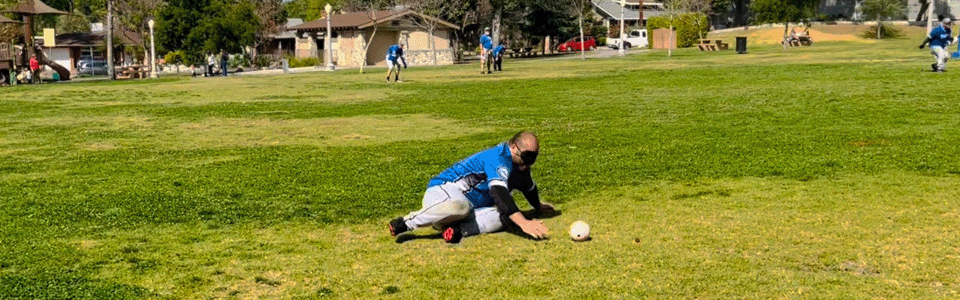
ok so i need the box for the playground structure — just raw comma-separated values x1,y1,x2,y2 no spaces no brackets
0,42,12,84
2,0,71,83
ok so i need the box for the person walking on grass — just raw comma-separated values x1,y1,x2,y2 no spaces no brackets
479,27,493,74
920,18,953,72
389,131,555,244
385,43,407,82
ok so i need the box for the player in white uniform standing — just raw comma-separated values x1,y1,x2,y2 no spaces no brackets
389,131,554,243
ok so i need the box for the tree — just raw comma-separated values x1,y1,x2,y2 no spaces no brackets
565,0,589,59
250,0,285,65
662,0,688,56
404,0,463,65
156,0,209,63
343,0,394,73
684,0,712,41
751,0,819,50
861,0,905,39
114,0,168,63
285,0,340,21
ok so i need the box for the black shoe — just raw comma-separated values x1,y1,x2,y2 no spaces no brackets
389,217,409,237
932,63,939,72
443,226,463,244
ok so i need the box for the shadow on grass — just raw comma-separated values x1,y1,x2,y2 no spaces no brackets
395,209,563,244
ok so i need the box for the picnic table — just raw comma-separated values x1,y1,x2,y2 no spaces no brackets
698,39,729,51
783,35,813,47
116,65,150,79
509,47,540,58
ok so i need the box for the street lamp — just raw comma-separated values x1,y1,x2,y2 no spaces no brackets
148,18,157,78
618,0,625,56
325,3,335,71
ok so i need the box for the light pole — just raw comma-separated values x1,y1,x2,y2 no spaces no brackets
618,0,625,56
325,3,335,71
148,18,157,78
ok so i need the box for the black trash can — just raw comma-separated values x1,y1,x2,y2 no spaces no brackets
736,36,747,54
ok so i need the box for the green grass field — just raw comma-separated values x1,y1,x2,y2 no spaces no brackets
3,25,960,299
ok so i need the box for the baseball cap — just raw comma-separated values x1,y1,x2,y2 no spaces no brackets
484,27,490,32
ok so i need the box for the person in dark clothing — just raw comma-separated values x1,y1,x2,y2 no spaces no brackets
220,50,229,76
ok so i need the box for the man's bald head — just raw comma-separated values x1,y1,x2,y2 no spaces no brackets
510,131,539,151
509,131,539,170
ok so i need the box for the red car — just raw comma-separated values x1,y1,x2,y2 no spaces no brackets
557,36,597,52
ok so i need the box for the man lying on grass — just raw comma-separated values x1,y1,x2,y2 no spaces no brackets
389,131,555,243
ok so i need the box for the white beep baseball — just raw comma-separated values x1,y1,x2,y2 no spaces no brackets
569,220,590,241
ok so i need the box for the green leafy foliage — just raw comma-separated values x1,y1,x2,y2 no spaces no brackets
156,0,261,64
862,23,903,39
752,0,820,25
287,56,320,67
646,13,709,48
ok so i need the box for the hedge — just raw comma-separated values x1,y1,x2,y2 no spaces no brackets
646,13,709,48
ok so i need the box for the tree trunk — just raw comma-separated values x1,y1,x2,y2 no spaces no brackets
493,7,502,47
876,17,882,39
359,11,380,74
579,16,585,59
430,27,437,65
783,23,789,51
668,25,673,57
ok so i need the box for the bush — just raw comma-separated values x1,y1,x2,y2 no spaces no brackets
230,53,251,70
597,36,607,46
287,57,320,68
646,13,709,48
862,23,903,39
164,51,186,66
592,26,609,40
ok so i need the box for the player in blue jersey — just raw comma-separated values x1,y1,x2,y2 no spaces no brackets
920,18,953,72
385,43,407,82
389,131,554,243
492,43,506,71
480,27,493,74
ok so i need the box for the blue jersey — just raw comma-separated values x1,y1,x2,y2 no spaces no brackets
494,45,506,57
929,25,953,48
480,34,493,50
428,143,514,208
387,44,402,61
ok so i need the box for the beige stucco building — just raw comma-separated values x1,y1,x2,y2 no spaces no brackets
291,10,460,68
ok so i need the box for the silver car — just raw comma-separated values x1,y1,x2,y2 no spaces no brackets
78,60,108,75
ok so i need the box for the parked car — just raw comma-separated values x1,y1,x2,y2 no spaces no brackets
78,60,108,76
557,36,597,52
608,29,649,50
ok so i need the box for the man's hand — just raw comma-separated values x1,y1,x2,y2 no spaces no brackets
518,219,548,239
509,212,548,239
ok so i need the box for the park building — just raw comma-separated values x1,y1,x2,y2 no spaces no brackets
290,9,460,68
